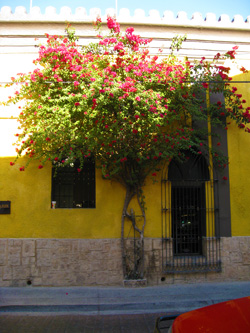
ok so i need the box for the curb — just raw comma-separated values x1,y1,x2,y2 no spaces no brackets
0,298,230,315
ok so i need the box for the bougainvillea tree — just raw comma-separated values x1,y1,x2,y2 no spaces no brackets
4,17,250,279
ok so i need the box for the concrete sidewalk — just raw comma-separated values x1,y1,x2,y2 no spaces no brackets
0,281,250,315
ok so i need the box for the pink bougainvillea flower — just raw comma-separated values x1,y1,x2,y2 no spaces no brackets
107,16,120,34
240,66,248,73
214,52,221,60
95,16,102,24
38,165,43,169
114,42,124,51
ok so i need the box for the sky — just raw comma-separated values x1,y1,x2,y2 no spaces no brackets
0,0,249,20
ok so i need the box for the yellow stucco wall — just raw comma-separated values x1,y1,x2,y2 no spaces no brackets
0,115,162,238
0,156,163,239
227,72,250,236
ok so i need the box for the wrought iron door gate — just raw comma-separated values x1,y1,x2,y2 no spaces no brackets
161,154,221,274
172,183,205,256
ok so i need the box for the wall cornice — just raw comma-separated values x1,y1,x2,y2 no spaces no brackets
0,6,250,31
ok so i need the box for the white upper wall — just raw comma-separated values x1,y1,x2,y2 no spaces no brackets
0,5,250,84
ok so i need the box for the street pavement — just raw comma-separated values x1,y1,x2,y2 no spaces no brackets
0,312,169,332
0,281,250,332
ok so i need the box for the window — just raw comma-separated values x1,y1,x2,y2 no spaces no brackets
51,159,95,208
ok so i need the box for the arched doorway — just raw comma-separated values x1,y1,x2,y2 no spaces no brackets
161,152,221,273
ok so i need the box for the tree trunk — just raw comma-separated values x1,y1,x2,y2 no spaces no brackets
121,185,146,279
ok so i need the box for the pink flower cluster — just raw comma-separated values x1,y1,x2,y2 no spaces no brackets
107,16,120,34
125,27,151,51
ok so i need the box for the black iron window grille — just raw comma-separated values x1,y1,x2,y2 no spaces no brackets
172,183,206,256
51,158,95,208
161,152,221,273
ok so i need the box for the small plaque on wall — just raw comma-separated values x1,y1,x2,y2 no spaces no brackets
0,201,11,214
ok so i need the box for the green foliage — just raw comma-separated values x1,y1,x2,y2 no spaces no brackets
170,34,187,54
4,17,250,189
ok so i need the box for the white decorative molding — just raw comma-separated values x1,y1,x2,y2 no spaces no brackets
205,13,217,23
13,6,28,19
119,8,131,20
232,14,245,25
0,6,11,18
59,6,72,19
133,8,146,20
45,6,58,18
177,11,188,22
162,10,175,22
148,9,161,21
219,14,231,24
0,6,249,29
30,6,42,18
75,7,87,19
191,12,203,24
89,7,101,20
105,8,116,18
